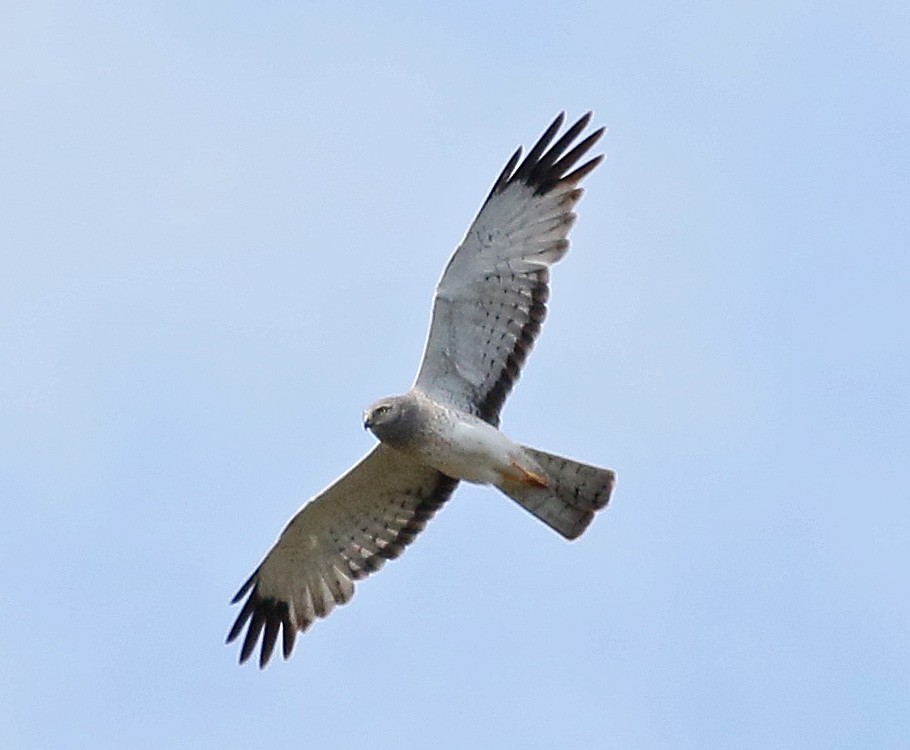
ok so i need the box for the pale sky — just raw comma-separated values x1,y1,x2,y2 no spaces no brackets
2,2,909,748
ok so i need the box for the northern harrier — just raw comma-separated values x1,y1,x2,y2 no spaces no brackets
227,112,616,667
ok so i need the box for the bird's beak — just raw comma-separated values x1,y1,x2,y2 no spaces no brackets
363,412,372,430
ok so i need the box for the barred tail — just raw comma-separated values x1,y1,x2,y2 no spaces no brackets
496,447,616,539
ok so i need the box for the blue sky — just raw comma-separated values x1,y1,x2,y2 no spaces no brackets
2,2,908,747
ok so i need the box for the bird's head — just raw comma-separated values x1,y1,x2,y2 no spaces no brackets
363,397,403,437
363,394,422,448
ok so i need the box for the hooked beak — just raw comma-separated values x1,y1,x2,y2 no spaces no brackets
363,412,372,430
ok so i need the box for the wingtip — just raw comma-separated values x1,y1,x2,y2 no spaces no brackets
230,569,258,604
517,112,606,194
560,153,605,186
282,622,297,661
574,110,593,129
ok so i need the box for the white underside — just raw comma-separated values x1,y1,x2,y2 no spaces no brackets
421,416,532,485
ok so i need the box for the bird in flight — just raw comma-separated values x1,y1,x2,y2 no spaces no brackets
227,112,616,668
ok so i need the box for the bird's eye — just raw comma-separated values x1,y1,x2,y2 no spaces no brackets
375,405,390,417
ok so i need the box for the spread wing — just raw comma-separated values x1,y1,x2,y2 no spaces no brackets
413,112,605,426
226,445,458,668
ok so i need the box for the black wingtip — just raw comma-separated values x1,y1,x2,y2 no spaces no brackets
226,588,257,644
562,154,605,186
227,582,300,668
488,112,604,199
259,612,280,668
512,112,566,183
487,146,523,199
238,609,265,664
230,569,258,604
282,615,297,660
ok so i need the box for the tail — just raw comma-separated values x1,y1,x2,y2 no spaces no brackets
496,447,616,540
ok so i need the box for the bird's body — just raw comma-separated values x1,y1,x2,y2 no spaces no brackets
227,112,617,668
364,391,545,487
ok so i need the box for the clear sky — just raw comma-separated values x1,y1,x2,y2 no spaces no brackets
2,2,908,748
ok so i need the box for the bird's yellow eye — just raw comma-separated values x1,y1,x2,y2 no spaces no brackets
375,404,390,417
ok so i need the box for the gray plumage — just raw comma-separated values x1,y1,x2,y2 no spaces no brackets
228,112,616,668
497,447,616,540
